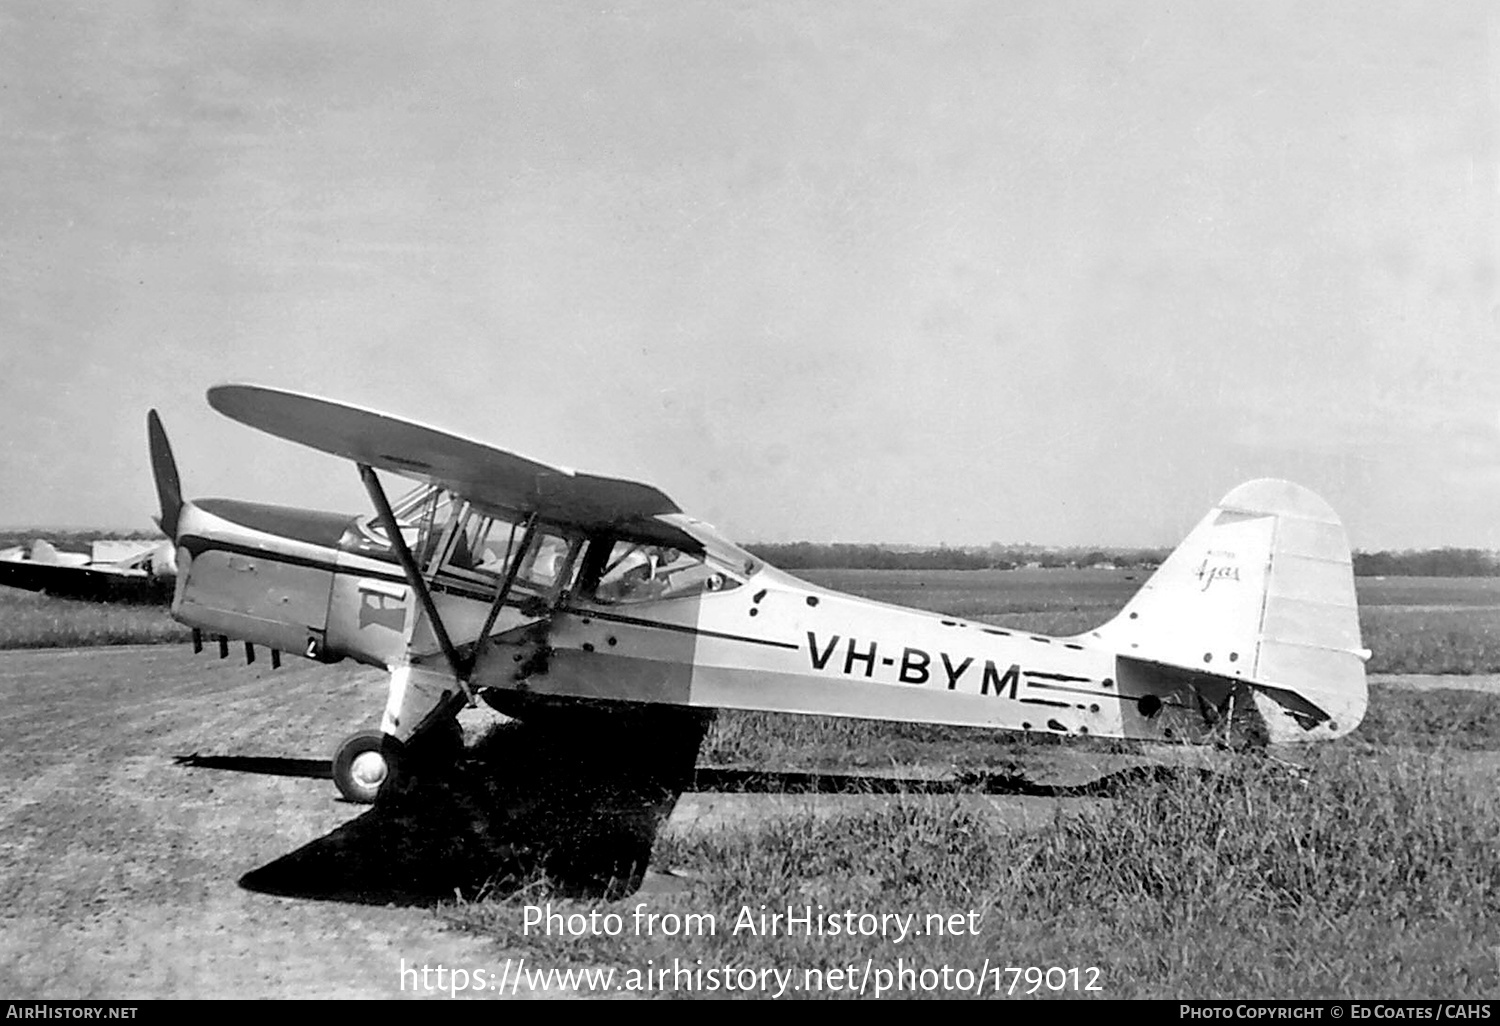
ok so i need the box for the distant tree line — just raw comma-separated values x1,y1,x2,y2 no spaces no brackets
1351,548,1500,577
746,542,1500,577
743,543,1170,571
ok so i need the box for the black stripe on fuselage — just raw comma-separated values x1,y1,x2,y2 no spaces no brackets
1024,680,1112,699
575,606,801,651
178,537,799,651
178,536,500,603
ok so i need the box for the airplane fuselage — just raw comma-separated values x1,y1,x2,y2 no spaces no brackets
171,496,1243,746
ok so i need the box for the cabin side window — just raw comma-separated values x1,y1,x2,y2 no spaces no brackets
443,515,580,594
351,487,582,596
590,541,740,604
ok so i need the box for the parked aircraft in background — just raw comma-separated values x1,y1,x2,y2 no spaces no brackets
0,537,175,603
148,385,1371,806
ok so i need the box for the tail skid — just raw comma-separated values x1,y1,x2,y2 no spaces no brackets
1090,480,1369,742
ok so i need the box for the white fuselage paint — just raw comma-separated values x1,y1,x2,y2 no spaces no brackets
473,568,1227,744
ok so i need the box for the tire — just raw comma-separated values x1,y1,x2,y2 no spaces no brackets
331,730,399,804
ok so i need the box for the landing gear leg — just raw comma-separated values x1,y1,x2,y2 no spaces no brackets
332,662,468,804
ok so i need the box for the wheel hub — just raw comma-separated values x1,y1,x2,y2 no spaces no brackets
350,750,388,789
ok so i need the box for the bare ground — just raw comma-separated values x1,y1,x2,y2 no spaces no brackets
0,646,1488,999
0,646,541,999
1368,672,1500,695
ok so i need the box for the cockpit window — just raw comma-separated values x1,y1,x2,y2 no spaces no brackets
518,530,573,590
592,541,741,604
443,514,578,593
354,486,582,596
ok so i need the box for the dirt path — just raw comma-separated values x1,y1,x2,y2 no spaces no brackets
0,646,541,999
1370,673,1500,695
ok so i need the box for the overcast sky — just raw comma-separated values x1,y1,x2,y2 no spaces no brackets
1,1,1495,549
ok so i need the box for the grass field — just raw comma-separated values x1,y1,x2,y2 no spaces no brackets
447,684,1500,999
0,589,187,649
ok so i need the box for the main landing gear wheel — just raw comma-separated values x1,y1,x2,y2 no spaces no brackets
332,730,399,804
331,720,464,804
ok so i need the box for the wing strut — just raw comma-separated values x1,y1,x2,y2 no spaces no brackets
470,511,539,673
357,463,474,704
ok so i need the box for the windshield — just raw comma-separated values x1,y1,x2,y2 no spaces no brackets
656,513,762,578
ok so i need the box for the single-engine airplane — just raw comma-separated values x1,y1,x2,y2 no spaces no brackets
149,385,1370,805
0,537,175,603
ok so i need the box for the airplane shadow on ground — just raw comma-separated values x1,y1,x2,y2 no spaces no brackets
212,707,715,908
174,754,330,780
178,718,1215,908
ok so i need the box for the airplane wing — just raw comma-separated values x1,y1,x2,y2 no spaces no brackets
0,555,164,603
206,384,696,547
90,539,160,565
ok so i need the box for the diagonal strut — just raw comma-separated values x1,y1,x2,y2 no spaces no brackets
357,464,474,704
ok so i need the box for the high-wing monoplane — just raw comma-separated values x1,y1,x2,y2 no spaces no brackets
0,536,175,603
148,385,1370,806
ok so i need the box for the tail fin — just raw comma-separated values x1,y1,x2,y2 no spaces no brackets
1092,479,1369,742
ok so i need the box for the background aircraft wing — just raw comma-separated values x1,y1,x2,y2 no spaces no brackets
207,384,689,541
0,556,163,603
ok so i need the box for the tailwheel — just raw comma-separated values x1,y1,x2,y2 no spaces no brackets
332,729,400,804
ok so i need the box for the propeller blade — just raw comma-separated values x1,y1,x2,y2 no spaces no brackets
147,410,183,538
